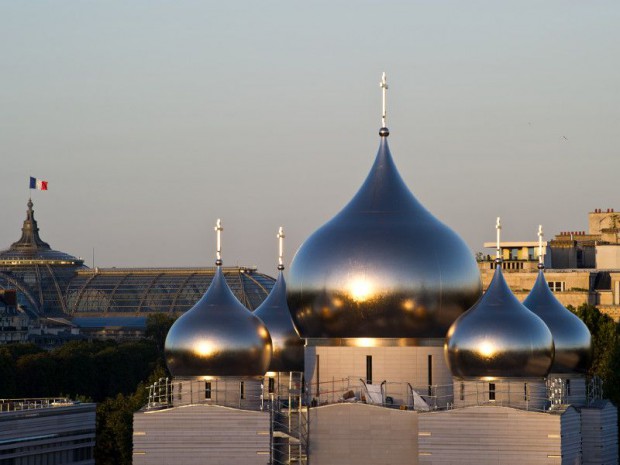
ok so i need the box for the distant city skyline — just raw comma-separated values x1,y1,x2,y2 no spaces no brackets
2,1,619,273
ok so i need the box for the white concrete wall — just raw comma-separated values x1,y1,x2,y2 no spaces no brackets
305,344,452,407
581,400,618,465
308,403,418,465
453,379,548,411
418,405,565,465
133,404,270,465
172,378,264,410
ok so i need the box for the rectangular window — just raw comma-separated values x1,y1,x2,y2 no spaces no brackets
489,383,496,401
548,281,565,292
177,382,182,401
460,382,465,401
366,355,373,384
205,382,211,399
427,355,433,396
524,382,528,401
316,354,320,398
566,379,571,396
268,377,275,394
240,381,245,400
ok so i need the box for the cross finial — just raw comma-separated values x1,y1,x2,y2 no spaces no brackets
214,218,223,266
277,226,285,271
537,224,545,269
380,72,388,129
495,217,502,263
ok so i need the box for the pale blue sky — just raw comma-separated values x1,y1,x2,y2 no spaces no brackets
1,1,619,273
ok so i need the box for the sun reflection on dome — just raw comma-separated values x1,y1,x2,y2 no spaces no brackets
479,339,496,358
348,277,375,303
196,341,215,357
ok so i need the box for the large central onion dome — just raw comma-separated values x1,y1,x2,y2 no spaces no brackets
165,220,272,377
287,83,481,338
445,259,554,379
523,270,591,373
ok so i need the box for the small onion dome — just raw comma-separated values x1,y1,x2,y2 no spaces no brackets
254,271,304,372
445,266,554,379
523,271,591,373
165,267,272,377
287,136,482,339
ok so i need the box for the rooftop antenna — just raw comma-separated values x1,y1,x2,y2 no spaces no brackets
495,217,502,263
277,226,285,271
214,218,223,266
379,72,390,137
537,225,545,270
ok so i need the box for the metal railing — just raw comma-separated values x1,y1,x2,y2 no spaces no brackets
308,375,595,413
146,377,267,411
310,376,451,410
0,397,76,412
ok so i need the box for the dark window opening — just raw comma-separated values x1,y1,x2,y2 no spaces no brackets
316,354,320,398
240,381,245,399
427,355,433,396
268,377,275,394
205,381,211,399
489,383,496,401
366,355,373,384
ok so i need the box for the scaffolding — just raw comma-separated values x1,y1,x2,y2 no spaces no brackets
269,372,308,465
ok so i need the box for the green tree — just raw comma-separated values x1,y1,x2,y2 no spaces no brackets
569,301,620,447
95,364,167,465
15,352,59,397
0,348,16,397
145,313,176,354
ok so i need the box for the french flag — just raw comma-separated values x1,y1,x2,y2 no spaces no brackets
29,177,48,191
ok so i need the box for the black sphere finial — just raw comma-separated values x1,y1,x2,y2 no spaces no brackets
379,127,390,137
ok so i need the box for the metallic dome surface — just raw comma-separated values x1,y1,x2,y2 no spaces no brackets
445,266,554,380
523,270,591,373
287,135,482,339
254,271,305,372
165,266,272,377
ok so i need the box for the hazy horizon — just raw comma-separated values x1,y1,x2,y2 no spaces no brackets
2,1,619,274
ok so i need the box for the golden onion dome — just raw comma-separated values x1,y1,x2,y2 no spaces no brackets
523,270,591,373
165,266,272,377
445,265,555,379
286,130,482,339
254,271,304,372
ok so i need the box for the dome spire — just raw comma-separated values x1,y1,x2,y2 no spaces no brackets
379,72,390,137
277,226,285,271
495,217,502,263
214,218,223,266
10,197,51,252
538,224,545,270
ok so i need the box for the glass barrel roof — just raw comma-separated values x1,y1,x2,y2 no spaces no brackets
64,267,275,315
0,200,275,317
